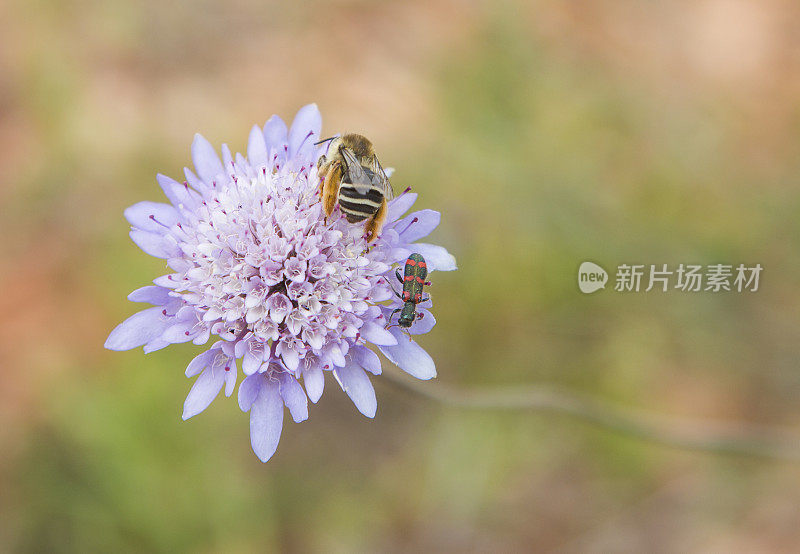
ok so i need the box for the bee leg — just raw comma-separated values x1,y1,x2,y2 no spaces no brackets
363,196,388,243
320,161,342,217
316,157,329,198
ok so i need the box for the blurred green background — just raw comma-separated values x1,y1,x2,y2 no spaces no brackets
3,0,800,552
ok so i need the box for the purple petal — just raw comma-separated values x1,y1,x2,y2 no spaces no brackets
333,363,377,418
288,104,321,156
185,348,216,377
224,358,237,397
105,307,171,351
263,115,288,151
386,192,417,223
352,345,382,375
360,321,398,346
183,167,208,194
161,320,197,344
182,366,224,420
191,134,223,185
127,286,172,305
409,308,436,335
129,229,178,259
153,274,179,289
327,343,346,367
168,256,192,273
369,285,393,303
156,173,200,210
238,373,262,411
389,247,413,265
143,338,170,353
234,338,248,359
278,373,309,423
292,137,319,171
379,327,437,380
279,346,299,372
242,347,263,376
397,210,440,243
408,243,457,272
249,379,284,462
221,143,234,169
218,340,236,358
303,363,324,403
247,125,268,168
124,201,180,233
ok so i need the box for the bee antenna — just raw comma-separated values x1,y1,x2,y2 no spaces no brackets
314,136,336,145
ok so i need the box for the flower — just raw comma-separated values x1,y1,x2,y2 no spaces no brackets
105,104,457,462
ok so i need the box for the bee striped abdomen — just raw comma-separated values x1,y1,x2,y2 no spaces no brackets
338,183,384,223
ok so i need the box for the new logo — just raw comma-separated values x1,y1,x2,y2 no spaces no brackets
578,261,608,294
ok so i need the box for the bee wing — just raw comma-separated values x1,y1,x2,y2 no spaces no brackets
339,147,373,194
367,156,394,200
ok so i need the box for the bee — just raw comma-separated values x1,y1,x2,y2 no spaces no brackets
388,253,431,328
316,133,394,242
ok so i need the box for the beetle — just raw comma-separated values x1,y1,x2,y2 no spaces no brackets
387,253,431,328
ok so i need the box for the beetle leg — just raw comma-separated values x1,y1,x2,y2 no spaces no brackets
385,276,402,299
385,308,401,329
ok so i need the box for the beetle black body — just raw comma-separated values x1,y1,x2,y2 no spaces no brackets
389,253,431,328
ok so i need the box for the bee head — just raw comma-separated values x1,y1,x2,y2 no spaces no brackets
316,136,341,171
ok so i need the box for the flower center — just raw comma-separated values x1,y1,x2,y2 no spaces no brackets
170,167,391,362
